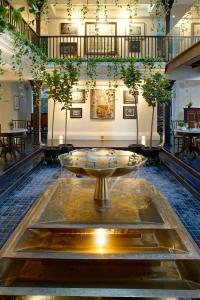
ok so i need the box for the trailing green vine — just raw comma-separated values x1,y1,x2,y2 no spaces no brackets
104,0,108,22
107,60,119,88
81,0,89,23
66,0,73,22
95,0,101,34
11,35,27,96
85,58,97,95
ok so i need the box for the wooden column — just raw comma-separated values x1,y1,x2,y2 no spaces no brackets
164,80,175,148
162,0,175,34
31,3,43,146
30,80,42,146
36,2,44,36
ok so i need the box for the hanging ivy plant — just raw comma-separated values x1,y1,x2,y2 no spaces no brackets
107,60,119,89
41,0,49,24
11,35,28,96
86,58,97,93
81,0,89,23
66,0,73,22
104,0,108,21
95,0,101,34
107,64,112,89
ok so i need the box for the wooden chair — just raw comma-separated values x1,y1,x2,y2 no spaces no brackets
12,120,26,153
171,120,185,154
0,124,9,159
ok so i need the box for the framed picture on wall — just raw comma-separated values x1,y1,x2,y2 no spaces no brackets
72,90,86,103
123,91,138,104
123,106,137,119
60,23,78,35
128,23,145,36
85,22,117,55
60,42,77,57
128,40,141,53
191,23,200,35
14,95,20,110
90,89,115,120
70,108,82,118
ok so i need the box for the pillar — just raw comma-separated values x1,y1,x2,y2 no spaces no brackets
30,80,42,146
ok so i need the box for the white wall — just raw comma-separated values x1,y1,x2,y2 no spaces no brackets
48,82,159,141
48,17,158,37
0,81,32,131
172,80,200,120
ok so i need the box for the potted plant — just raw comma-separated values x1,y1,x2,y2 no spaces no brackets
8,120,14,130
142,72,172,159
120,59,142,153
43,69,63,161
186,101,192,108
178,121,187,130
57,61,79,153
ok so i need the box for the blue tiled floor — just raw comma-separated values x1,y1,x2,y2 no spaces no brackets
0,163,200,249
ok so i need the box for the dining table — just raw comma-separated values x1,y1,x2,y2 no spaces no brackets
0,128,27,160
174,128,200,157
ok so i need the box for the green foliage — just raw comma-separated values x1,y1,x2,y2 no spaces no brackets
120,58,142,95
0,5,25,33
47,57,163,96
81,3,89,22
8,120,14,127
178,121,186,127
44,64,78,146
142,72,172,108
186,101,192,108
44,64,78,107
66,0,73,21
47,56,163,65
86,59,97,91
142,72,172,148
12,7,25,25
27,0,39,14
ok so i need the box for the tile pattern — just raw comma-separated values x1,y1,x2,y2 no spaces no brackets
0,163,200,250
131,165,200,247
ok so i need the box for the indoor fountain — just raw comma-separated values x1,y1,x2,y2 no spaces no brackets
0,149,199,299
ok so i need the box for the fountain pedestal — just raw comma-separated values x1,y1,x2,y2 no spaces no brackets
94,177,109,210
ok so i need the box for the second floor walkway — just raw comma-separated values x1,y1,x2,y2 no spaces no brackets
41,35,200,61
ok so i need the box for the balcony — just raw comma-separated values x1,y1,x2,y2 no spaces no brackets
1,0,200,62
40,35,200,61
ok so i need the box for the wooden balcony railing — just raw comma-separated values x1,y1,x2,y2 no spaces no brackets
1,0,200,61
0,0,40,47
40,35,200,61
40,35,166,60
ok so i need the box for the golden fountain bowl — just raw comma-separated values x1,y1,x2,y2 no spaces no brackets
59,148,145,178
59,149,145,211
